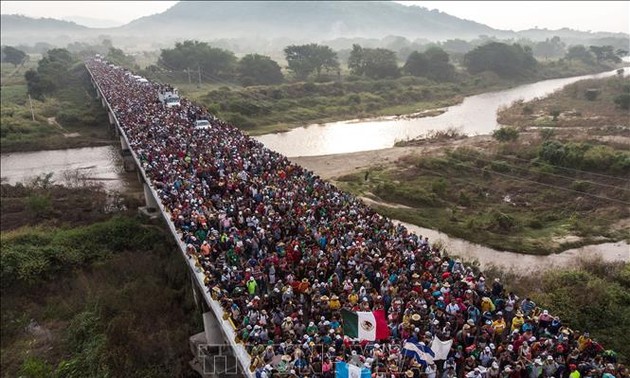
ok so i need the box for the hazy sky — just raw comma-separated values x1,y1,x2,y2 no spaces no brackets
1,1,628,33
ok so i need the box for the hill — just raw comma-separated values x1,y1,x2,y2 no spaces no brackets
120,1,508,42
1,2,628,51
0,14,88,46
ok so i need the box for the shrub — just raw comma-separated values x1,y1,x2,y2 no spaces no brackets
585,89,599,101
492,126,519,142
614,93,630,110
26,193,52,218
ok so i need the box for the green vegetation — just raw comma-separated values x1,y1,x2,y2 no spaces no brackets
403,46,456,81
134,38,623,135
492,126,520,142
336,75,630,254
1,49,112,152
284,43,340,80
348,44,400,79
238,53,284,86
1,45,28,67
1,183,199,378
338,142,628,254
463,42,538,78
158,40,236,79
481,259,630,362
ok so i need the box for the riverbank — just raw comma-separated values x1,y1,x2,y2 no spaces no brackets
292,74,630,255
0,61,114,153
185,61,618,136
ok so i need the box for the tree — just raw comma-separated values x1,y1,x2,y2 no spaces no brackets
565,45,595,65
347,45,399,79
237,54,284,86
107,47,136,68
403,51,429,77
284,43,339,80
463,42,537,77
24,48,75,99
362,48,399,79
533,36,566,60
2,45,27,66
424,46,455,81
347,44,365,76
589,45,622,64
159,40,237,79
405,47,455,81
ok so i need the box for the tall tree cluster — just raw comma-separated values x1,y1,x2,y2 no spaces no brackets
159,40,237,79
403,46,456,81
24,48,75,99
348,44,400,79
463,42,538,77
283,43,339,80
1,45,28,67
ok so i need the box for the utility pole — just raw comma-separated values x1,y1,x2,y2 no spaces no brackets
187,68,191,84
28,94,35,121
197,64,201,88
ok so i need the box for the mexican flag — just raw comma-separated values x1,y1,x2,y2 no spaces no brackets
341,309,390,341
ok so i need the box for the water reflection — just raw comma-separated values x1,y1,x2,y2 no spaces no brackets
398,220,630,274
0,146,132,192
256,68,629,157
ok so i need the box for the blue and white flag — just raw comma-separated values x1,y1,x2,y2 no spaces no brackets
402,341,435,367
335,361,371,378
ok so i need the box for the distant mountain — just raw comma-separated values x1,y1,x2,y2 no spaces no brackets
0,14,89,45
121,1,510,42
1,2,627,52
61,16,123,29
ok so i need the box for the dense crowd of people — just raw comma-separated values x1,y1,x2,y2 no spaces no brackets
86,58,626,378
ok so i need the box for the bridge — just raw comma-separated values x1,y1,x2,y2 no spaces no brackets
86,59,253,377
84,57,622,378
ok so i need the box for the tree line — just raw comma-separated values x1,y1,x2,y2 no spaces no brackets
153,40,626,85
7,39,626,97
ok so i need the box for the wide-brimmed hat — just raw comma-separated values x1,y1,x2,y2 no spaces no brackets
405,370,414,377
411,314,421,322
281,355,292,362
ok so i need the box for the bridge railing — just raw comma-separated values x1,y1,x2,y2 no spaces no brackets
85,64,254,378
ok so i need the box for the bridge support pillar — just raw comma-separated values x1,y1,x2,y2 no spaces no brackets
120,136,130,153
142,183,159,211
202,311,224,345
122,155,136,172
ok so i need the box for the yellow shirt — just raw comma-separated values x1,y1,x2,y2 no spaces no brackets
493,319,506,334
511,316,524,331
329,299,341,310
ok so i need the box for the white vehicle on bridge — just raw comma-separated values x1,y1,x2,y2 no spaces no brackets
158,89,181,108
194,119,211,129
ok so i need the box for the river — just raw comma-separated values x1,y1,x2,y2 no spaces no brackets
0,146,134,192
255,68,629,157
1,69,627,271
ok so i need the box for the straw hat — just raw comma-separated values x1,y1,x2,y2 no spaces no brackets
411,314,421,322
405,371,414,377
